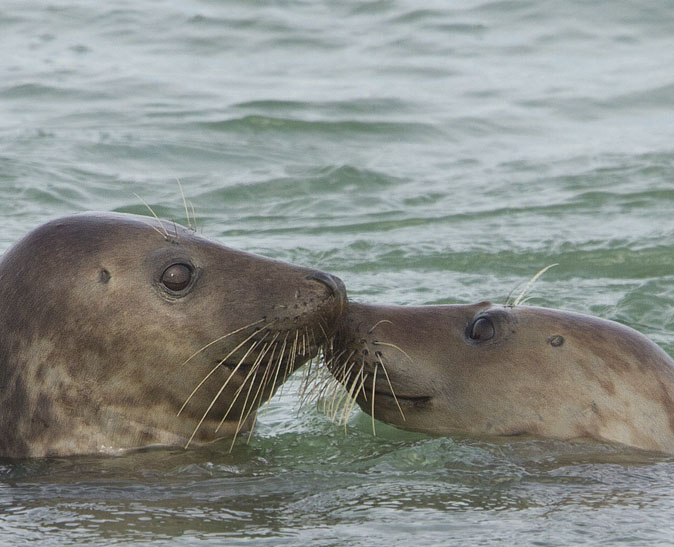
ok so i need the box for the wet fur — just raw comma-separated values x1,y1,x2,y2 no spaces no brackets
320,301,674,454
0,213,346,458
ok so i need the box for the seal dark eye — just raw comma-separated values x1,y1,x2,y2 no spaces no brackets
161,263,192,292
469,317,495,341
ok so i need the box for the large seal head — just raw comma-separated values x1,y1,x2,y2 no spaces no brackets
0,212,347,458
325,301,674,454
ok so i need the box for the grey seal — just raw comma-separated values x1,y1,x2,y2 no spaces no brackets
324,301,674,454
0,212,347,458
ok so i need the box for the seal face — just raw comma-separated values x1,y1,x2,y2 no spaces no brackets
0,212,347,458
325,301,674,454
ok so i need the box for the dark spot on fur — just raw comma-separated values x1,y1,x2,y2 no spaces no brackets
99,269,111,283
548,335,564,347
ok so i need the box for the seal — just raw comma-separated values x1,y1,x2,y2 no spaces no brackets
0,212,347,458
324,301,674,454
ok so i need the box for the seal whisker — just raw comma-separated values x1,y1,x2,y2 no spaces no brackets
504,283,521,308
268,333,290,398
226,362,262,451
176,177,193,231
184,335,267,447
325,378,346,419
296,330,310,389
324,351,357,421
311,324,320,349
302,328,309,357
259,333,282,418
296,329,329,404
335,367,358,424
299,348,340,404
339,362,365,427
368,319,393,335
229,353,264,439
327,380,349,421
326,356,356,422
250,343,284,430
133,193,171,239
225,331,296,449
316,321,329,347
236,340,280,432
298,349,348,410
298,327,321,401
372,341,414,364
377,354,406,422
178,323,271,416
511,263,558,307
342,364,367,429
298,357,333,406
215,337,274,434
189,201,198,233
239,361,267,432
179,318,267,369
370,366,377,436
138,218,171,240
277,329,301,398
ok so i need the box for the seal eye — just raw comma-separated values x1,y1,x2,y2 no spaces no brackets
469,317,495,341
161,263,192,292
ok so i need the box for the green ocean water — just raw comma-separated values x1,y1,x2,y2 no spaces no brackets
2,0,674,544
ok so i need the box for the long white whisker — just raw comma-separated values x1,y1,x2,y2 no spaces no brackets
368,319,393,334
179,319,267,368
183,332,270,448
372,341,414,364
176,177,192,230
512,263,558,307
378,354,405,422
178,322,270,416
134,193,170,238
370,366,377,436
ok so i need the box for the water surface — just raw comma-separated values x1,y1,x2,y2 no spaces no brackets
2,0,674,544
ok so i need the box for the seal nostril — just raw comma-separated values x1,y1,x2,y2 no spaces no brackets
305,271,344,299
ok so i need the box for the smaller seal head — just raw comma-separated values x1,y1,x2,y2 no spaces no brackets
325,301,674,454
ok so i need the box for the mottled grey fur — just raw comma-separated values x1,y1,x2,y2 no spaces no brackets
0,213,346,458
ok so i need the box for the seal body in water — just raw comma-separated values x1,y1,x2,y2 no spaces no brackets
0,212,347,458
325,301,674,454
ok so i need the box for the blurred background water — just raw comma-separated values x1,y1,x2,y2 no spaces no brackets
2,0,674,544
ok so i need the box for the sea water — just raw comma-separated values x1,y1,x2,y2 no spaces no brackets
2,0,674,544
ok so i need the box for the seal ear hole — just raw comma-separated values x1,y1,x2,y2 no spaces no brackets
161,263,193,292
99,269,111,284
468,316,495,342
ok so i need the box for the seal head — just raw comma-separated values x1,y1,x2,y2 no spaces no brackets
326,301,674,454
0,212,347,458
